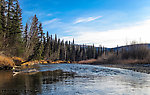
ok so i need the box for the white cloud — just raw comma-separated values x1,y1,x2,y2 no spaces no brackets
74,16,102,24
61,19,150,48
43,18,59,26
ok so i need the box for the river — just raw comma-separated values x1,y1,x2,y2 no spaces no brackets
0,64,150,95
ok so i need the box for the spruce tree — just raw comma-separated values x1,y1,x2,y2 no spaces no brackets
38,23,44,42
54,34,57,52
42,31,51,59
6,0,13,40
82,44,86,60
31,22,45,60
65,41,68,61
0,0,6,48
57,38,61,60
71,39,75,61
0,0,6,34
59,40,65,60
13,0,23,56
50,35,53,56
24,23,28,47
5,0,23,56
27,15,39,60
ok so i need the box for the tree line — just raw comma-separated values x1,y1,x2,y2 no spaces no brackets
0,0,105,62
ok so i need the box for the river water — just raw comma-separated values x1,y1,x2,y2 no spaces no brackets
0,64,150,95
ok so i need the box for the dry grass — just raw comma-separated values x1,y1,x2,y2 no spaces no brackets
78,59,97,64
50,60,70,64
21,60,49,66
21,60,40,66
12,57,25,66
21,60,71,67
40,60,48,64
0,55,15,68
12,57,25,62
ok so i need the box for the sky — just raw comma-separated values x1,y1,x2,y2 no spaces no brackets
19,0,150,48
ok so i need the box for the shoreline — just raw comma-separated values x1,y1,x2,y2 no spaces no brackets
0,54,150,74
89,63,150,74
1,62,150,75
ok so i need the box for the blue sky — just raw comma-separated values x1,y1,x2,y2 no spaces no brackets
19,0,150,47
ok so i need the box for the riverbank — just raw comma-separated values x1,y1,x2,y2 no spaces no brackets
78,59,150,74
0,55,15,70
92,63,150,74
1,54,150,74
0,55,72,70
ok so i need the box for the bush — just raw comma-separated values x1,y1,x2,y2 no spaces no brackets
121,44,150,60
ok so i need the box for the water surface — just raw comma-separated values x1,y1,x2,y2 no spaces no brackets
0,64,150,95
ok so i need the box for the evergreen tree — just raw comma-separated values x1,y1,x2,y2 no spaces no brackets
57,38,61,60
42,31,51,59
0,0,6,48
31,21,44,60
75,45,80,61
71,39,75,61
0,0,6,34
5,0,23,56
59,40,65,60
6,0,13,39
24,23,28,47
65,41,69,61
38,23,44,42
54,34,57,52
27,15,39,60
50,35,53,56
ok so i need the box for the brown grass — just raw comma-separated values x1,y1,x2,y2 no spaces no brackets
21,60,72,67
12,57,25,66
40,60,48,64
22,60,49,66
0,55,15,68
50,60,71,64
12,57,25,62
21,60,40,66
78,59,97,64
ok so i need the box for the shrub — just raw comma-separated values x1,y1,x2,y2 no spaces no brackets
121,44,150,60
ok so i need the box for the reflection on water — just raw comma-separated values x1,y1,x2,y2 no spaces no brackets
0,64,150,95
0,69,75,95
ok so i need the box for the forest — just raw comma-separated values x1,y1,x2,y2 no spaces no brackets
0,0,105,62
1,0,150,65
